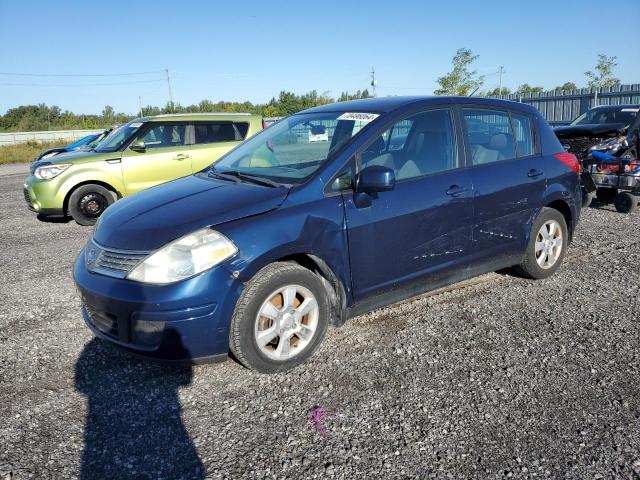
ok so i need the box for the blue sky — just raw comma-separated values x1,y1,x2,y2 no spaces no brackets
1,0,638,115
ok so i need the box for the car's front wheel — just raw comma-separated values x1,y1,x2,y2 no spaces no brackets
514,207,568,279
68,184,114,226
229,262,329,373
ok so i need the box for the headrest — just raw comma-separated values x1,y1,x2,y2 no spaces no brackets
489,133,508,149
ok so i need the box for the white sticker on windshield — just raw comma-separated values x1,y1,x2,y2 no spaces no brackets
621,108,639,112
337,112,380,122
129,122,143,128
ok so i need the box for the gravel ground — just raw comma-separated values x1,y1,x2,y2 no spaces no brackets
1,169,639,479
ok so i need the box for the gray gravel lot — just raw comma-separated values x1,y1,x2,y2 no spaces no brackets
1,168,639,479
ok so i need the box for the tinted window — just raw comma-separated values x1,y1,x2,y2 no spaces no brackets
361,109,457,181
194,123,240,144
235,122,249,138
463,109,516,165
511,113,536,157
138,124,186,149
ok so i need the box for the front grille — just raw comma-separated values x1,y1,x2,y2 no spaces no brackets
85,240,149,279
562,136,603,159
85,304,119,338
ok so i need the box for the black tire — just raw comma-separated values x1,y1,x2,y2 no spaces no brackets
513,207,568,280
582,190,594,208
596,188,617,204
229,262,330,373
614,192,638,214
68,184,115,226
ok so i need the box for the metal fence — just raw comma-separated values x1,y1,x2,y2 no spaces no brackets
0,129,102,147
492,83,640,126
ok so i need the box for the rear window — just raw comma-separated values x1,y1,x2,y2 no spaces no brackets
463,109,516,165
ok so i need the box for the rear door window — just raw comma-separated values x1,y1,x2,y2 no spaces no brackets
463,109,516,165
234,122,249,139
511,113,536,157
193,122,241,144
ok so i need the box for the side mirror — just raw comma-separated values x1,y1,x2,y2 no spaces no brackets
357,165,395,193
129,140,146,153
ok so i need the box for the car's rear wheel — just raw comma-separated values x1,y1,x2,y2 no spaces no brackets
229,262,329,373
514,207,568,280
596,188,617,204
68,184,115,226
614,192,638,214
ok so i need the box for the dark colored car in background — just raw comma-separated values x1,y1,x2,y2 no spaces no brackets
554,104,640,160
74,96,581,373
35,127,115,161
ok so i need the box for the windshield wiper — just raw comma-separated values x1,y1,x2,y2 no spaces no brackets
214,170,281,188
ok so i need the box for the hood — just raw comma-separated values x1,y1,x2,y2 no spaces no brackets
94,174,289,251
30,149,120,174
554,123,626,138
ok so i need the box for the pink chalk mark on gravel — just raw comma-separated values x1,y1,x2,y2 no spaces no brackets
305,406,333,434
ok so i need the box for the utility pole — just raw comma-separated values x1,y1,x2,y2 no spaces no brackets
165,68,174,111
498,66,505,95
370,67,377,97
138,96,144,118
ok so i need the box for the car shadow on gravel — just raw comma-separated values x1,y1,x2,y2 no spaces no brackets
75,336,205,479
36,213,73,223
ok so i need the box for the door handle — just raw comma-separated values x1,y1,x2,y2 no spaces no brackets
445,185,468,197
527,168,543,178
173,154,190,161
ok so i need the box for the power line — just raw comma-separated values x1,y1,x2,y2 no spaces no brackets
0,79,164,87
0,70,164,77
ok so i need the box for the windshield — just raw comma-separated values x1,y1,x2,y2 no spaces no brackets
95,121,144,152
67,134,97,149
210,111,379,184
570,107,639,126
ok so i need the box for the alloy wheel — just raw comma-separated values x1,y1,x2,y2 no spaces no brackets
534,220,563,269
254,284,319,361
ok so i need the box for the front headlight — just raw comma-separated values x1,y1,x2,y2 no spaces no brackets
126,228,238,284
34,163,72,180
590,136,627,153
40,151,59,160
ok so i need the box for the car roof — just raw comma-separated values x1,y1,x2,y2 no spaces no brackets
300,96,539,115
136,112,260,122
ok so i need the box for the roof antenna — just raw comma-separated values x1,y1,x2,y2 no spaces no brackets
469,86,480,97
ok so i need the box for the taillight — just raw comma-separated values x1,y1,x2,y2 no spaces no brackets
553,152,580,175
262,119,268,129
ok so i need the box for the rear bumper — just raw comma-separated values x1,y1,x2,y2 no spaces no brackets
73,247,244,362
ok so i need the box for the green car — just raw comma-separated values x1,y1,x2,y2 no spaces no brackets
23,113,263,225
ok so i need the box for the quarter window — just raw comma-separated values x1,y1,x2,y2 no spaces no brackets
361,109,457,181
138,124,186,149
463,109,516,165
511,113,536,157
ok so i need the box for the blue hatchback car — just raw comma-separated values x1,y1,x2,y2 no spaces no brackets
73,97,581,372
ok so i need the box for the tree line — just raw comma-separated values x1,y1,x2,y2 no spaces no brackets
1,50,623,132
434,50,621,97
0,89,371,132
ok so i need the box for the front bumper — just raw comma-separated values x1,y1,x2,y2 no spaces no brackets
73,248,244,362
23,175,65,215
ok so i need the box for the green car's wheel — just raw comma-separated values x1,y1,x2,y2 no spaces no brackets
68,184,115,226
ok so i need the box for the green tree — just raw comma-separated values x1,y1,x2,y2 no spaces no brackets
434,48,484,96
486,87,511,96
555,82,577,92
585,54,620,88
515,84,544,96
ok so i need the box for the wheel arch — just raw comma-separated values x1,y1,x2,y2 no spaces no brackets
264,253,348,326
544,199,574,241
63,180,122,215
